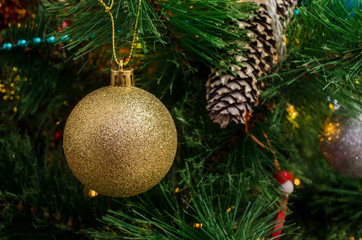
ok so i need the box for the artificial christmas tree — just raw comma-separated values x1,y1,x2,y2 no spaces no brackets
1,0,361,239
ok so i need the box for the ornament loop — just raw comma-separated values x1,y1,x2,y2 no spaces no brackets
98,0,142,68
119,59,124,70
111,69,134,87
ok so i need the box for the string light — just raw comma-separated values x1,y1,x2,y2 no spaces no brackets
174,187,180,193
293,178,301,186
329,103,335,111
88,189,98,197
193,223,203,228
227,205,235,212
0,67,25,104
286,104,299,128
1,36,60,51
286,104,298,120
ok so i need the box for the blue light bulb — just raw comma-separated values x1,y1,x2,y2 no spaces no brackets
2,43,12,50
33,37,42,44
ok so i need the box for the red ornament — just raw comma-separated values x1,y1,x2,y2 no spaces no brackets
273,170,293,184
271,169,294,240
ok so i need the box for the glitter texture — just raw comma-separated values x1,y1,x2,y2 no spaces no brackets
63,86,177,197
319,114,362,178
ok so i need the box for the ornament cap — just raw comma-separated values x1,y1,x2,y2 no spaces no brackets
110,69,134,87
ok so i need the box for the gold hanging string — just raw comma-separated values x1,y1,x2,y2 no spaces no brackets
98,0,142,69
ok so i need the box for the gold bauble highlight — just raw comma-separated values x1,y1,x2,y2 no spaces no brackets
63,74,177,197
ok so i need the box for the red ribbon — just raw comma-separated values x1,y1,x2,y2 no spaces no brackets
271,196,289,239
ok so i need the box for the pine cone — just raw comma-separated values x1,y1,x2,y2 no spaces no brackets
206,0,297,128
276,0,298,25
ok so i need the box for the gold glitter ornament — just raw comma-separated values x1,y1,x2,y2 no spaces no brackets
63,69,177,197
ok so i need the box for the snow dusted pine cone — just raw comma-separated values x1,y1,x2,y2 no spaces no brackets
206,0,297,128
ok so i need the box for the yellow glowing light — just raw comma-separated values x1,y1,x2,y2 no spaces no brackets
294,178,301,186
189,5,194,9
356,80,360,84
88,189,98,197
227,205,235,212
18,23,21,28
56,121,60,125
13,67,18,72
3,95,8,100
13,106,17,112
329,103,335,111
175,187,179,193
286,104,298,124
193,223,203,228
195,35,199,38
